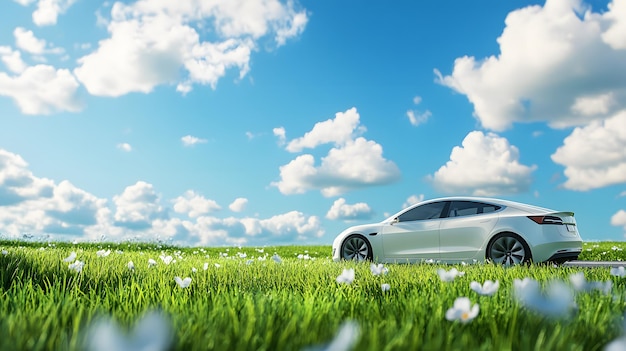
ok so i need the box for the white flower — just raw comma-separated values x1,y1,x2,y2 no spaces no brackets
445,297,479,323
437,268,465,282
256,248,265,253
148,259,157,268
336,268,355,284
86,310,173,351
381,283,390,292
370,263,389,276
272,254,282,264
191,267,197,273
214,263,221,268
258,256,267,261
159,255,173,265
246,260,254,265
611,267,626,277
115,250,123,255
320,321,360,351
127,261,135,271
298,254,311,260
1,250,7,255
63,251,77,262
606,336,626,351
174,277,192,288
470,280,500,296
96,249,111,258
570,272,613,294
424,259,434,264
68,260,85,273
514,278,576,317
203,263,209,270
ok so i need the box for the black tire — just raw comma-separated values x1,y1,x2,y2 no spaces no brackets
340,234,373,261
486,232,532,265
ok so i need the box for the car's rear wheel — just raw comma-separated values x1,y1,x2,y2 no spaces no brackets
487,232,531,265
341,235,373,261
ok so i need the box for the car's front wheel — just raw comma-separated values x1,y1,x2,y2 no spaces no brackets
341,235,373,261
486,232,531,265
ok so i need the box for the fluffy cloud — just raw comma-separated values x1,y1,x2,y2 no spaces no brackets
181,135,208,147
429,131,537,196
406,95,432,127
403,194,424,209
117,143,132,152
273,108,400,196
273,127,286,145
0,64,81,114
74,0,307,97
326,198,372,221
13,27,46,54
113,181,167,229
551,110,626,190
0,148,325,245
286,108,364,152
612,210,626,233
229,197,248,212
0,149,54,206
172,190,221,218
0,46,27,74
0,149,109,237
436,0,626,131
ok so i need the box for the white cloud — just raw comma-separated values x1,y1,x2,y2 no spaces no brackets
0,46,27,74
117,143,132,152
551,110,626,190
74,0,308,97
0,148,109,238
611,209,626,233
407,95,432,126
0,64,81,114
403,194,424,209
274,108,400,196
286,108,364,152
13,0,37,5
0,148,324,245
406,110,431,127
429,131,537,196
229,197,248,212
436,0,626,131
172,190,221,218
181,135,208,146
32,0,78,26
273,127,286,145
274,137,401,197
113,181,166,229
14,27,46,54
602,0,626,49
326,198,372,221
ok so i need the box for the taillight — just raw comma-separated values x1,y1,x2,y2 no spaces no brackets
528,215,563,225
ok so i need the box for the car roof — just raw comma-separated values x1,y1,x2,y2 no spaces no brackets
408,196,555,213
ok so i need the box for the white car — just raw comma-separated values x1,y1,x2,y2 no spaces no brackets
331,197,582,265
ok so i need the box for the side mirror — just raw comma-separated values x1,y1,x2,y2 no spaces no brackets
391,217,399,225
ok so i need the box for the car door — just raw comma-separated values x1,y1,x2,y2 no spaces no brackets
439,201,500,261
381,201,449,261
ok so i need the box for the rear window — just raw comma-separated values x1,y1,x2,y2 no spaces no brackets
448,201,501,218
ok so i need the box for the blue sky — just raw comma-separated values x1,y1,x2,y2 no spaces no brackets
1,0,625,246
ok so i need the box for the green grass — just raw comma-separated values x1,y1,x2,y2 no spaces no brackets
1,240,626,350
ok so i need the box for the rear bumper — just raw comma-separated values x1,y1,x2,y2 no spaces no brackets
546,250,581,263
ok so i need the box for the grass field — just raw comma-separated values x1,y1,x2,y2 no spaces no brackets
1,240,626,351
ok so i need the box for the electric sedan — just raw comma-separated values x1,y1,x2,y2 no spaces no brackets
331,197,583,265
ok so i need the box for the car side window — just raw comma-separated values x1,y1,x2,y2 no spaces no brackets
448,201,501,218
398,202,447,222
